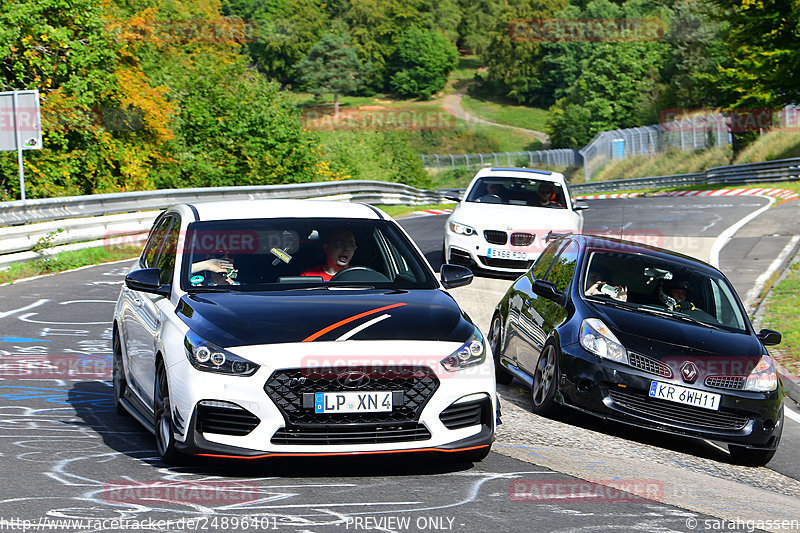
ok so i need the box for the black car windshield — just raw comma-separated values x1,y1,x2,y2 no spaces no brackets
464,177,567,208
582,249,749,333
181,218,438,291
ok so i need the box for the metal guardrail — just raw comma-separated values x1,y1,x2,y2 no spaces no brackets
421,149,581,170
570,157,800,194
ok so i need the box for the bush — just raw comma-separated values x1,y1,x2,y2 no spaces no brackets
389,28,458,99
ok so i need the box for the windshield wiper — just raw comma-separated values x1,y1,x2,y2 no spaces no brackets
638,306,721,330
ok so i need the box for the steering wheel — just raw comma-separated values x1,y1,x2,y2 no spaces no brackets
330,266,390,283
478,194,503,204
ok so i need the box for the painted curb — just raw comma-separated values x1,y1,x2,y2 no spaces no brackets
576,187,799,202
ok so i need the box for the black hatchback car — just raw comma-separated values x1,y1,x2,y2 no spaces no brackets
490,234,784,466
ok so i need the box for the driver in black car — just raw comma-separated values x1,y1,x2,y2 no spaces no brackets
662,279,698,311
300,229,357,281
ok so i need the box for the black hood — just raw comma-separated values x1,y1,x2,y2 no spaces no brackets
587,301,763,371
176,289,474,347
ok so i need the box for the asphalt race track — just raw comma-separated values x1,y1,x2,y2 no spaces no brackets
0,195,799,533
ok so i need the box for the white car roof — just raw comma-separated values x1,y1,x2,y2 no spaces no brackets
182,199,386,222
471,167,566,185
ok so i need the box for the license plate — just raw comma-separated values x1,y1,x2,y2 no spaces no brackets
487,248,526,260
648,381,721,411
314,391,392,413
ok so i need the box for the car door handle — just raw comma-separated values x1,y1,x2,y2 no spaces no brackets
131,296,143,307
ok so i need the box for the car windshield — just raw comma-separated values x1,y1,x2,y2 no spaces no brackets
181,218,438,291
464,177,567,209
581,249,749,333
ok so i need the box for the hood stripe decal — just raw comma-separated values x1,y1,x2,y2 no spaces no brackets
336,314,391,341
302,303,406,342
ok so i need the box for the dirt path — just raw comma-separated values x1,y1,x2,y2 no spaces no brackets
441,85,551,147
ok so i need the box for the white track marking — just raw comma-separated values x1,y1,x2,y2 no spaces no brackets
784,407,800,425
743,235,800,310
709,196,775,267
0,299,49,319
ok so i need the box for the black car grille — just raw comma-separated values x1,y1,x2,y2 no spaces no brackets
264,366,439,426
628,352,673,378
483,230,508,245
608,389,749,430
196,401,260,436
270,423,431,445
480,257,534,269
439,397,491,430
705,375,746,390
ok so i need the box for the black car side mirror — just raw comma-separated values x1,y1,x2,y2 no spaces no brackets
757,328,782,346
440,264,473,289
531,279,563,303
125,268,171,297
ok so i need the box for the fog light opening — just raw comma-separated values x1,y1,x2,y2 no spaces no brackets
577,380,594,393
763,418,775,431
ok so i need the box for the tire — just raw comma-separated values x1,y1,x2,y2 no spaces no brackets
154,363,183,465
728,408,783,467
530,343,559,416
112,330,129,416
490,315,513,385
460,445,491,463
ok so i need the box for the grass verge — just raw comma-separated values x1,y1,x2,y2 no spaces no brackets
460,93,549,133
761,260,800,376
378,203,454,219
0,245,141,285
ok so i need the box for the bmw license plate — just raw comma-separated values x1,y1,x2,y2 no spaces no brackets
314,391,392,413
487,248,526,260
648,381,721,411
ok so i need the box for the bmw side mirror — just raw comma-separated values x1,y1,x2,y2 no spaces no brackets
125,268,171,297
573,201,590,211
444,194,462,202
757,329,782,346
440,264,473,289
531,279,563,303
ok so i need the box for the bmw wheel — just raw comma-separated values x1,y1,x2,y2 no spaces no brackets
112,330,128,416
531,343,558,416
154,363,182,464
490,315,513,385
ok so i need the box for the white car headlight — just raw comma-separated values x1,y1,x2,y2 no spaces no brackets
184,331,259,376
449,220,476,236
744,355,778,392
580,318,628,364
441,327,486,372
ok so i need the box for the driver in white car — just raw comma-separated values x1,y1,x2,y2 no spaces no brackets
301,229,357,280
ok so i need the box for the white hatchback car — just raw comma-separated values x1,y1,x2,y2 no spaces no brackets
113,199,496,464
444,168,587,274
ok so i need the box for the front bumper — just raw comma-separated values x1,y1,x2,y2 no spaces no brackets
168,341,497,457
445,232,536,274
557,344,784,450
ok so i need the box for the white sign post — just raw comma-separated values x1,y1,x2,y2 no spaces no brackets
0,90,43,200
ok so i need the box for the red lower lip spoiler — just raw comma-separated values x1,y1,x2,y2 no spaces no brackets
196,444,489,460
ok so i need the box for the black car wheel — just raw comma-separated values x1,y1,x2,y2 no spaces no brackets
728,408,783,467
154,363,182,464
490,315,513,385
531,343,558,415
112,331,128,416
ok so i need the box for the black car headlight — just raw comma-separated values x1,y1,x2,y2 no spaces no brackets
448,221,476,236
744,355,778,392
580,318,628,364
184,331,259,376
441,327,486,372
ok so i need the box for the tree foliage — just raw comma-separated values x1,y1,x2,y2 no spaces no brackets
389,28,458,99
296,32,368,113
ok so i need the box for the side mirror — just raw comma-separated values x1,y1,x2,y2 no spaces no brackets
444,194,461,202
440,264,473,289
757,328,782,346
573,201,590,211
125,268,171,297
531,278,563,303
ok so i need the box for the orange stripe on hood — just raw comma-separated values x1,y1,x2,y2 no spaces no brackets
302,303,406,342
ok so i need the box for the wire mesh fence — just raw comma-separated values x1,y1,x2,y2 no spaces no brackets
421,106,799,181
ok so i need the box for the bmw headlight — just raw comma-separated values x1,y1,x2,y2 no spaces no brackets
449,220,476,236
441,327,486,372
744,355,778,392
184,331,259,376
580,318,628,364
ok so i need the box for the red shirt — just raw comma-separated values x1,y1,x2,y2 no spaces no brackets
300,266,333,281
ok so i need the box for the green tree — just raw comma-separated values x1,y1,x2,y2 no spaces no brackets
296,32,367,117
389,27,458,99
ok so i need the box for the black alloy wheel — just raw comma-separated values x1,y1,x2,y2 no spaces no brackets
491,315,513,385
112,330,128,416
154,363,182,464
531,343,559,416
